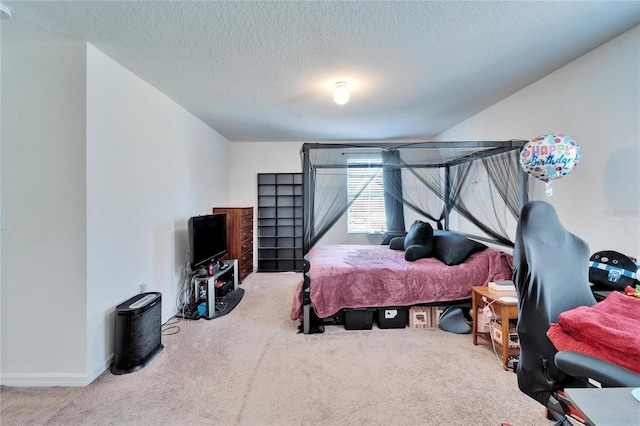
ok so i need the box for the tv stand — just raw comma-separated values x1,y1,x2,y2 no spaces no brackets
192,259,244,319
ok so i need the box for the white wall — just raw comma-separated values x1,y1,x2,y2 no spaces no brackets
1,30,231,385
86,44,230,382
228,142,303,207
437,25,640,257
1,38,89,384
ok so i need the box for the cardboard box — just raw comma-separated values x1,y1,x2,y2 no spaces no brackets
492,320,520,348
408,306,444,328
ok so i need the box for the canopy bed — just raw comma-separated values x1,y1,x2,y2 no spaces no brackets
293,140,531,334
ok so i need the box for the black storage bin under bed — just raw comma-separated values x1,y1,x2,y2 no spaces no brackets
344,308,375,330
376,307,408,329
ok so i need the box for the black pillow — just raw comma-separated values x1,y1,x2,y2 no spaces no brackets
389,236,406,250
405,241,434,261
432,231,487,266
380,232,406,245
404,220,434,249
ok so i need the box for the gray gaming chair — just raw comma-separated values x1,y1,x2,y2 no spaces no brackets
512,201,640,424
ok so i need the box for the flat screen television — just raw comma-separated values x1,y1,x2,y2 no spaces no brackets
188,213,227,271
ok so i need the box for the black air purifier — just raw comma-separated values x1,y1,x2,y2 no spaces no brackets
111,292,164,375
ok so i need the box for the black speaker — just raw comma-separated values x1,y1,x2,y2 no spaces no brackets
111,292,164,375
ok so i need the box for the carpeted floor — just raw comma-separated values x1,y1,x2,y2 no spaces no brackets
1,272,547,425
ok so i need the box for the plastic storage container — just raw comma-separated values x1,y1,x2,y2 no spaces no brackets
376,307,408,329
344,308,375,330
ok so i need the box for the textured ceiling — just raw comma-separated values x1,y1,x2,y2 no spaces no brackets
2,1,639,142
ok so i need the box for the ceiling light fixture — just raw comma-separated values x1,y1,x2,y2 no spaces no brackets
333,82,350,105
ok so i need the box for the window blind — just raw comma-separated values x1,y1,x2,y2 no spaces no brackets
347,158,386,233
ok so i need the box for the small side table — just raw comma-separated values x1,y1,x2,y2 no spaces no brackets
472,286,519,370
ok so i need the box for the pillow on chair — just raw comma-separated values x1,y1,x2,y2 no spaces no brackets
432,230,487,265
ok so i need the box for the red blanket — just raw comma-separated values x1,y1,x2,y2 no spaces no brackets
547,291,640,374
290,245,513,320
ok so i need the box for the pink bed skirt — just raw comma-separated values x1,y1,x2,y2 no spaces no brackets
290,245,514,320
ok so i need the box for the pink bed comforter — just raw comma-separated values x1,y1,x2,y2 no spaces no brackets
290,245,514,320
547,291,640,374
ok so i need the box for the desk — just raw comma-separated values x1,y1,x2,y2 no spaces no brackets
564,387,640,426
471,286,519,370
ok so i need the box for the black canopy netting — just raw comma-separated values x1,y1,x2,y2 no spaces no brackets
299,140,531,333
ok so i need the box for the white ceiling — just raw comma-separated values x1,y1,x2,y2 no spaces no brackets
2,1,639,142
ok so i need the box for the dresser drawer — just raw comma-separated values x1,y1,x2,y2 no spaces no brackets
241,225,253,241
240,214,253,227
241,208,253,217
240,249,253,268
240,259,253,276
240,237,253,255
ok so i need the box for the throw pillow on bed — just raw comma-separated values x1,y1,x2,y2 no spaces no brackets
405,241,434,261
404,220,434,249
432,230,487,266
389,236,406,250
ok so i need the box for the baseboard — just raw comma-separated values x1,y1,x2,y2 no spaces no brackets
0,310,176,388
0,372,89,387
1,354,114,388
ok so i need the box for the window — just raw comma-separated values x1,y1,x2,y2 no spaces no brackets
347,158,387,233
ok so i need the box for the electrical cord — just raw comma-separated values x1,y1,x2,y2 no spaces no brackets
480,297,507,367
175,256,190,310
161,317,181,335
214,298,228,312
175,256,201,320
483,298,519,370
162,326,180,335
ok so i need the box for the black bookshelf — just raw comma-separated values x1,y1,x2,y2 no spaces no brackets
257,173,303,272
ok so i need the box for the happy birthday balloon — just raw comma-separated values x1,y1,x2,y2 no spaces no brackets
520,133,580,196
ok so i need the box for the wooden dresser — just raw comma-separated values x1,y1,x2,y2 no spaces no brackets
212,207,253,282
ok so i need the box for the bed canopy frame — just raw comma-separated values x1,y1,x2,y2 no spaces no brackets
300,140,530,333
